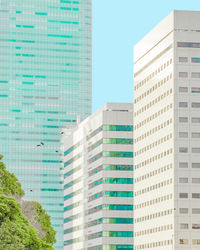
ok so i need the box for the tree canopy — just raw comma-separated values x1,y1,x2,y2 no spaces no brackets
0,155,56,250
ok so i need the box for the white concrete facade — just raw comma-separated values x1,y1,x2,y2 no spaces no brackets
133,10,200,250
63,103,133,250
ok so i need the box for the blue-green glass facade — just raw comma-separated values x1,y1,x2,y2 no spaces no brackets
0,0,92,249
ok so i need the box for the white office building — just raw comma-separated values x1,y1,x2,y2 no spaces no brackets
133,10,200,250
63,103,133,250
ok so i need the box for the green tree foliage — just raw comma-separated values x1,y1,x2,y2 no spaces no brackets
0,155,56,249
0,195,42,249
0,155,24,197
31,202,56,246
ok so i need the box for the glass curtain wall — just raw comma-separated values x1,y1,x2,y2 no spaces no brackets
0,0,92,248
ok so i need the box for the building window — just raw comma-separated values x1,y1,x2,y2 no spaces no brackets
102,151,133,158
192,72,200,78
192,193,200,198
180,224,188,229
179,57,188,63
179,208,188,214
192,209,200,214
179,132,188,138
179,87,188,92
179,102,188,108
192,117,200,123
192,163,200,168
177,42,200,48
192,102,200,108
192,239,200,245
192,133,200,138
192,57,200,63
191,87,200,93
192,148,200,153
179,178,188,183
192,224,200,229
179,72,188,78
179,147,188,153
192,178,200,183
179,162,188,168
179,193,188,198
179,239,188,244
179,117,188,123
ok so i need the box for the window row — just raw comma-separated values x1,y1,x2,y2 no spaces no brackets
88,151,133,164
64,176,82,189
179,239,200,245
179,147,200,153
179,132,200,138
179,86,200,93
64,164,81,178
64,188,82,201
179,162,200,168
64,217,133,234
135,118,172,144
64,141,83,155
135,103,172,131
87,217,133,228
88,164,133,177
88,245,133,250
180,193,200,199
64,201,82,212
179,116,200,123
65,203,134,224
134,73,172,104
180,223,200,229
86,125,133,141
135,133,172,156
64,152,82,167
64,236,83,246
135,193,173,210
179,178,200,184
87,231,133,240
135,224,173,237
179,102,200,108
134,56,172,91
135,163,172,183
179,72,200,78
88,177,133,189
88,137,133,152
135,148,173,170
134,178,172,197
179,56,200,63
88,191,133,202
135,239,172,250
178,42,200,48
135,88,173,117
87,204,133,216
134,208,173,224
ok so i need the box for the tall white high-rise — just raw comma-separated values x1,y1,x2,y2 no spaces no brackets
63,103,133,250
133,10,200,250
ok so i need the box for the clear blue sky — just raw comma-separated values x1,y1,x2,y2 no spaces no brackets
92,0,199,112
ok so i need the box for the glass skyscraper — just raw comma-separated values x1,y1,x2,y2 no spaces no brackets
0,0,92,249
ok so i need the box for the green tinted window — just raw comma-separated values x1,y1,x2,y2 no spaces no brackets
102,245,133,250
103,191,133,197
103,125,133,131
103,165,133,171
103,204,133,210
103,138,133,144
103,178,133,184
103,231,133,237
103,218,133,224
103,151,133,158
